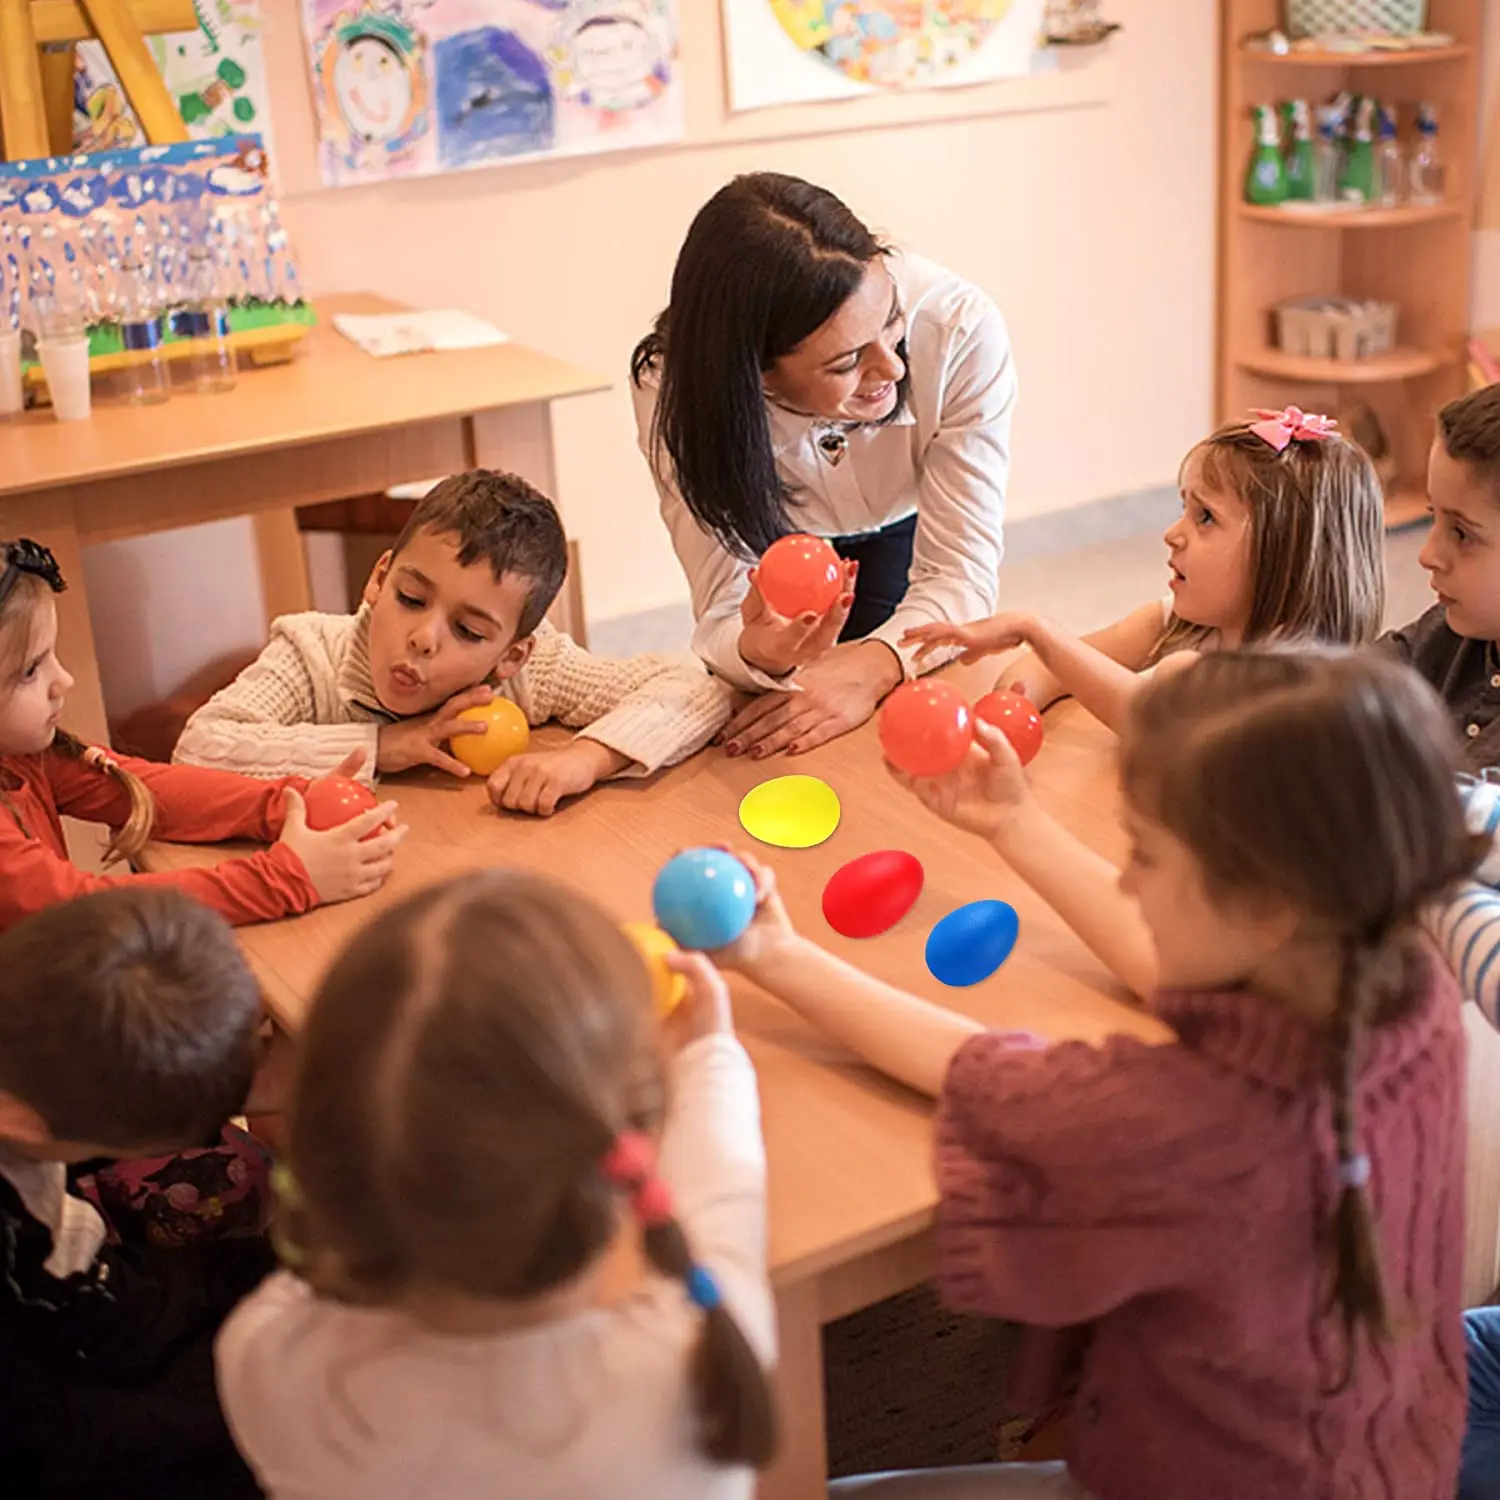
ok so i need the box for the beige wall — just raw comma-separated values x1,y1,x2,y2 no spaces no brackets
89,0,1217,720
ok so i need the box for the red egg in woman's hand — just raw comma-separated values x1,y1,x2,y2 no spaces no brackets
757,533,843,618
302,774,379,832
974,690,1045,767
879,680,974,779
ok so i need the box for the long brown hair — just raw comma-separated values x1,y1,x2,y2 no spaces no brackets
1121,650,1480,1375
1150,423,1385,662
0,567,155,864
285,870,776,1467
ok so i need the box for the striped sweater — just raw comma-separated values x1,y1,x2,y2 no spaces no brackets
1427,775,1500,1027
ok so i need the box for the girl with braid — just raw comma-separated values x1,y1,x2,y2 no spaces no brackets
216,870,776,1500
717,650,1477,1500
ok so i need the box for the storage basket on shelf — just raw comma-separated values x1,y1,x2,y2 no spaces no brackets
1285,0,1427,35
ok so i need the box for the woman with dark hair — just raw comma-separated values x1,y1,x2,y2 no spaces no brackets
632,173,1016,758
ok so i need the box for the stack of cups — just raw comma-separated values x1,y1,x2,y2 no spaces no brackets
34,292,92,422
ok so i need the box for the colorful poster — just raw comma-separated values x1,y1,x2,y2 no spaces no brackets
722,0,1047,112
300,0,682,188
73,2,274,156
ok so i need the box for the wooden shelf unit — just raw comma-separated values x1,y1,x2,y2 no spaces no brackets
1218,0,1480,530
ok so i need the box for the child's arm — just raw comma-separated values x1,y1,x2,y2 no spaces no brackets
895,721,1157,998
173,632,381,785
487,629,735,816
904,601,1166,726
1425,776,1500,1027
656,953,776,1363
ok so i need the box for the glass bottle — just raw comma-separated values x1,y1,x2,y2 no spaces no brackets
1313,108,1341,205
1338,96,1377,205
1281,100,1315,201
1245,104,1288,206
1408,103,1445,205
174,245,235,393
1374,106,1403,208
114,256,168,405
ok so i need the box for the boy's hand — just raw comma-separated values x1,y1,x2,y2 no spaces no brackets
659,951,735,1053
890,718,1032,843
277,787,407,904
376,684,494,777
487,739,628,818
902,611,1041,665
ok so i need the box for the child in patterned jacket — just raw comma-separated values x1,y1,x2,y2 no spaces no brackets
174,470,735,817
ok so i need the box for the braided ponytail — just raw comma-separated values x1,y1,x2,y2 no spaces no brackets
53,731,156,865
1324,934,1390,1389
641,1213,777,1466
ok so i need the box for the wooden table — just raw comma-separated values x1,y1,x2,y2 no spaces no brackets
0,293,607,746
148,677,1165,1496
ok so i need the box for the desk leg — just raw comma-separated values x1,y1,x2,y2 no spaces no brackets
252,511,312,625
759,1278,827,1500
7,491,109,745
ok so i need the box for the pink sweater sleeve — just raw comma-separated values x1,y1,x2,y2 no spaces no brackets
934,1032,1247,1328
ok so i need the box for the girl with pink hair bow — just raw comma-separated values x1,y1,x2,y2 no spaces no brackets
902,406,1385,736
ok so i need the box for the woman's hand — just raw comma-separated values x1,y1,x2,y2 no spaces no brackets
889,718,1032,844
737,561,857,677
721,639,903,758
901,610,1042,666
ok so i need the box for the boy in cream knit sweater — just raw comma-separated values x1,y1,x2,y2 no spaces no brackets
174,471,734,817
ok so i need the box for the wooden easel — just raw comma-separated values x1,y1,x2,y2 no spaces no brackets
0,0,198,162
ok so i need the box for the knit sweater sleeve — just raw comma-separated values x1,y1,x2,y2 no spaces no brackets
514,627,735,776
173,626,380,784
657,1032,774,1364
934,1032,1234,1327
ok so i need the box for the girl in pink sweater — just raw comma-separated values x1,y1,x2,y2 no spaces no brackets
722,650,1478,1500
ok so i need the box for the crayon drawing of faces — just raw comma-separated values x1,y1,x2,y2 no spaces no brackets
334,35,414,142
570,16,655,101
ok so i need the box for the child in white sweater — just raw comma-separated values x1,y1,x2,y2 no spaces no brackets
174,471,734,816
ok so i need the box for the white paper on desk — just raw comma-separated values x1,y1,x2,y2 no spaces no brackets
332,310,509,358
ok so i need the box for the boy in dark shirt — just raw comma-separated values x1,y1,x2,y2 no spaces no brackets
0,886,271,1499
1383,383,1500,767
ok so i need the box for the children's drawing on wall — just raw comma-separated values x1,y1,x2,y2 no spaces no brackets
73,1,275,156
722,0,1046,112
300,0,682,188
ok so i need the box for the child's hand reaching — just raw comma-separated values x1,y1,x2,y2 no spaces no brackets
901,611,1042,665
376,685,495,777
890,718,1032,843
277,787,407,904
710,848,800,974
487,739,627,818
659,950,735,1052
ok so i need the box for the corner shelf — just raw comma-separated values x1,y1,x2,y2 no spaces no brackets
1237,201,1462,228
1239,42,1472,67
1236,346,1450,383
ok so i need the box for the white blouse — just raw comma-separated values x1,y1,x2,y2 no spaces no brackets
632,251,1017,692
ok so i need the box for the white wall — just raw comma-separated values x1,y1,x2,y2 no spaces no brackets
87,0,1217,721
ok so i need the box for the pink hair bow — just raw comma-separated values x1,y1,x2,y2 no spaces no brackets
1248,406,1338,453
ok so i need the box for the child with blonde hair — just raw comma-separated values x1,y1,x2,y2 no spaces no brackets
726,651,1476,1499
0,539,401,932
904,408,1385,732
218,869,776,1500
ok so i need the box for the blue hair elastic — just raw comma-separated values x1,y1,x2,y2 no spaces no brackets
686,1265,721,1312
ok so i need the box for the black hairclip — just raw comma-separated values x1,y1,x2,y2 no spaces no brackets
0,539,66,610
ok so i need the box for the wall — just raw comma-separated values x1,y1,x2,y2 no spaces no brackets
1474,6,1500,325
86,0,1217,721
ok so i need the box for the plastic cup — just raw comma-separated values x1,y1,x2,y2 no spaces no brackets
0,328,21,416
37,336,92,422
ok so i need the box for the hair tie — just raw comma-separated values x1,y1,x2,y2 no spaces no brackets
601,1130,655,1186
82,746,120,774
1336,1153,1371,1191
1248,405,1338,453
685,1264,721,1312
631,1175,674,1227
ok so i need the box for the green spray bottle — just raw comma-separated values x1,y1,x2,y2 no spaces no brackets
1339,96,1377,204
1245,104,1288,206
1281,100,1315,201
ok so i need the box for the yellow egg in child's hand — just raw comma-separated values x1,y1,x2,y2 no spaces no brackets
622,921,687,1018
450,698,530,776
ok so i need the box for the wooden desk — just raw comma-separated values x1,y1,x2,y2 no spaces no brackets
0,293,607,746
148,679,1164,1496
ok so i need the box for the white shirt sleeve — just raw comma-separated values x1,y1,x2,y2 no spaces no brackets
867,298,1016,678
631,375,791,694
657,1032,775,1366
